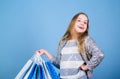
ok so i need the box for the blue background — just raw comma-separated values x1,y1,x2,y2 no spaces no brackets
0,0,120,79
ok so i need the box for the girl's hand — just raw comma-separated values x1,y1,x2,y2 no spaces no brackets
35,49,48,55
35,49,53,60
80,64,88,71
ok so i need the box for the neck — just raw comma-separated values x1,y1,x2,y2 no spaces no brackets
71,34,78,40
71,29,79,40
71,32,80,40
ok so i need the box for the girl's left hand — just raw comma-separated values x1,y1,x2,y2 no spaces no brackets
80,64,88,71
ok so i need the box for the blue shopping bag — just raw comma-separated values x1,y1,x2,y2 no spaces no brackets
45,61,60,79
15,53,60,79
15,59,33,79
27,64,37,79
23,63,37,79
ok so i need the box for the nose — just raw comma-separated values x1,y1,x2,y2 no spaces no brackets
80,21,84,26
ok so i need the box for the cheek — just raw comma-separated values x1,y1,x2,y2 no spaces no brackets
84,25,87,30
74,25,79,31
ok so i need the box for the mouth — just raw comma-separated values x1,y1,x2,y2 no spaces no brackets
78,26,84,29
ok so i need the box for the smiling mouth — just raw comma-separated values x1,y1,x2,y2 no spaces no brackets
78,26,84,29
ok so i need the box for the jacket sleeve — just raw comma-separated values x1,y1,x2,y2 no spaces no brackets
85,36,104,70
50,41,66,69
50,52,61,69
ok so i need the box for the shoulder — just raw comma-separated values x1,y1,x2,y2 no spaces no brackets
58,40,67,50
60,40,67,46
84,35,95,44
84,35,98,49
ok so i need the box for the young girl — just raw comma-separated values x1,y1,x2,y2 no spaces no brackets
36,12,104,79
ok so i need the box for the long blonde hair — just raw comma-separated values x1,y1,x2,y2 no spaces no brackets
59,12,89,53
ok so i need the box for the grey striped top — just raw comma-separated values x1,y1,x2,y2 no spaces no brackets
60,40,87,79
51,36,104,79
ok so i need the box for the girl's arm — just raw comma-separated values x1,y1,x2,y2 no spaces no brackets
36,49,53,60
36,49,60,69
84,36,104,70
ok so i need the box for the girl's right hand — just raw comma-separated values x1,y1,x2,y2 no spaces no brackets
35,49,53,60
35,49,48,55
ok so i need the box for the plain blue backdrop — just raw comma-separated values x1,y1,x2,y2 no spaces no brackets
0,0,120,79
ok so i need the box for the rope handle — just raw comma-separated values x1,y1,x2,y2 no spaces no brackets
31,53,45,65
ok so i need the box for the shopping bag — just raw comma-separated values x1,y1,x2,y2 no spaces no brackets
22,54,42,79
15,54,39,79
45,61,59,79
15,59,33,79
41,60,52,79
27,63,37,79
15,53,60,79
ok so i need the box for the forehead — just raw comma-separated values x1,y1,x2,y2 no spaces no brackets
77,14,88,21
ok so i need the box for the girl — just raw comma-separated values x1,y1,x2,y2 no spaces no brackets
36,12,104,79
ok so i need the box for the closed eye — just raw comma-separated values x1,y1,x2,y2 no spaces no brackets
77,20,81,22
84,22,87,24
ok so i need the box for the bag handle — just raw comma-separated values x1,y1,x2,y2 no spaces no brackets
32,53,45,65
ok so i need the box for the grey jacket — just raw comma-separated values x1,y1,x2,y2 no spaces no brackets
51,36,104,79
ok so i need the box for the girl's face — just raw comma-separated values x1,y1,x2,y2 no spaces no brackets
74,14,88,33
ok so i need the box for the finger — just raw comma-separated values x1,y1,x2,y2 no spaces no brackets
35,50,40,54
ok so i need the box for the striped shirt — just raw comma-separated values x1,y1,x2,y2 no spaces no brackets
51,36,104,79
60,40,87,79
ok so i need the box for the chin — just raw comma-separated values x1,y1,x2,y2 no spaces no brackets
78,30,85,33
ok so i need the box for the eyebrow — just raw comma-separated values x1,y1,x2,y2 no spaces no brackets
77,18,87,21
